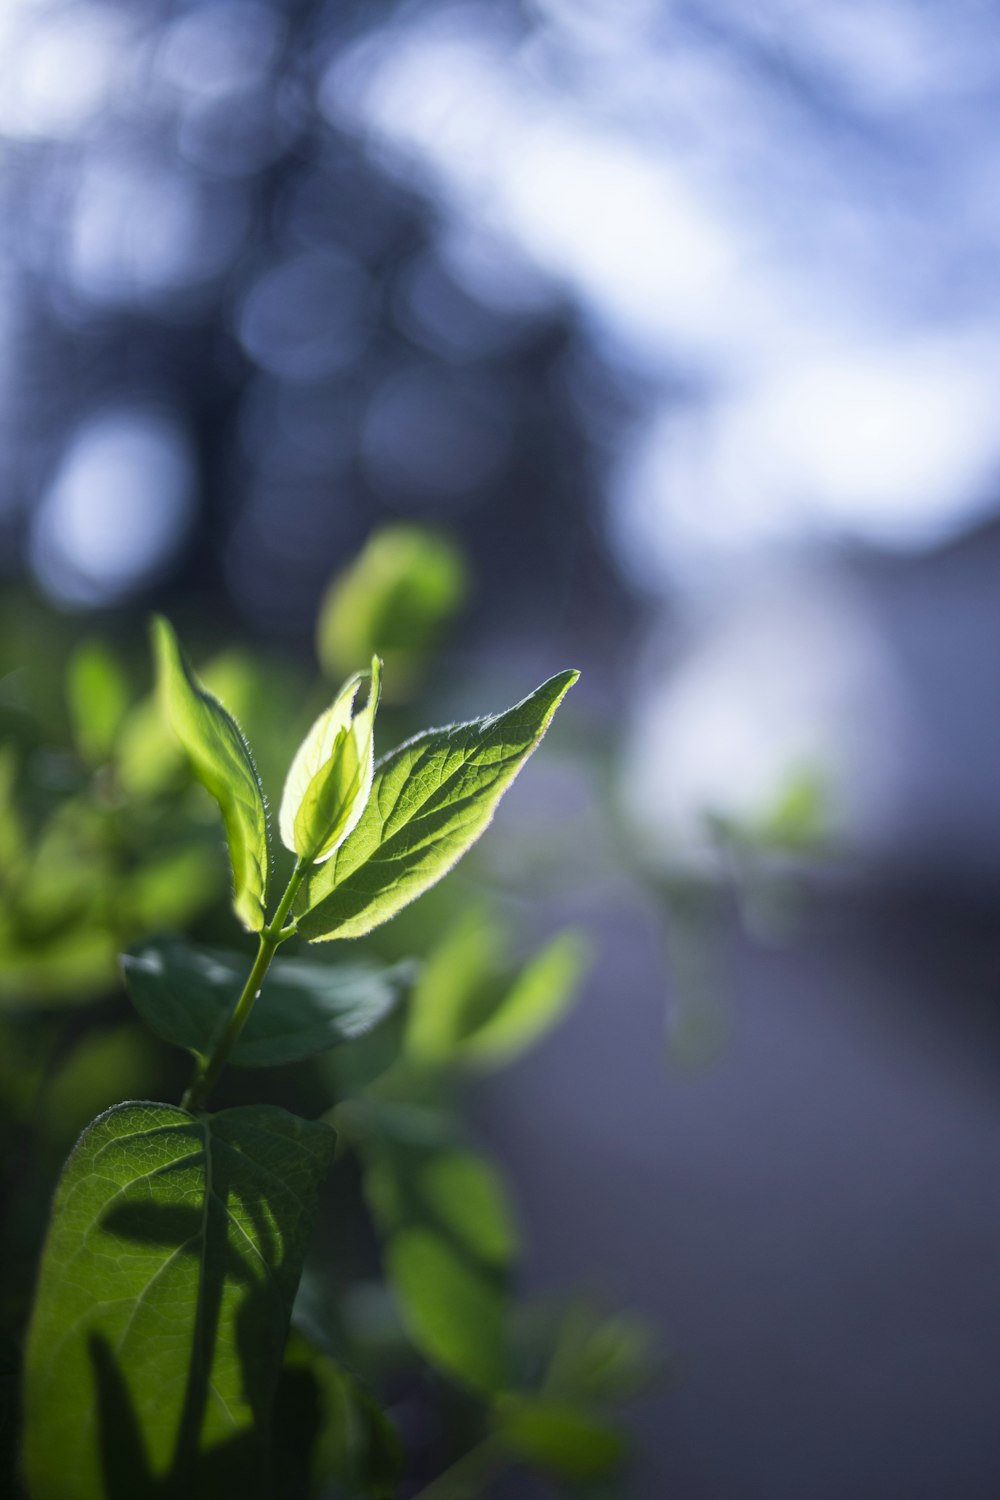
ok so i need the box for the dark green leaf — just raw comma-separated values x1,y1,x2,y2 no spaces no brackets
279,1331,403,1499
152,616,269,932
297,670,579,943
121,937,413,1067
386,1227,507,1393
23,1101,336,1500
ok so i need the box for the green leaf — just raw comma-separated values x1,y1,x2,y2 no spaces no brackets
22,1101,336,1500
405,907,502,1064
66,640,129,766
297,670,579,943
386,1227,507,1393
280,657,382,865
459,931,589,1071
152,616,269,932
495,1396,624,1480
278,1331,403,1499
365,1146,517,1267
545,1300,661,1404
317,524,468,696
412,1150,518,1267
121,937,412,1067
406,918,588,1071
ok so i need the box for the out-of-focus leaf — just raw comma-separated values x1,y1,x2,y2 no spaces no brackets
66,640,129,767
334,1096,457,1151
15,797,110,927
366,1146,517,1268
116,693,183,797
756,763,832,849
0,746,25,866
545,1300,660,1404
386,1227,507,1393
152,617,269,932
406,918,588,1072
415,1151,518,1267
278,1331,403,1500
281,658,381,865
405,907,502,1065
39,1024,162,1152
458,931,589,1071
297,671,579,943
317,525,468,695
128,845,222,929
121,936,411,1066
23,1101,336,1500
495,1396,624,1480
0,925,118,1007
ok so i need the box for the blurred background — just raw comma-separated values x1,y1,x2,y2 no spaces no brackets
3,0,1000,1496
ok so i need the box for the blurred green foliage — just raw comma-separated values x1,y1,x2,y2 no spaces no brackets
1,529,656,1499
317,525,468,699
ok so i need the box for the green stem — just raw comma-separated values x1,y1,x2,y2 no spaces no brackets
181,860,307,1113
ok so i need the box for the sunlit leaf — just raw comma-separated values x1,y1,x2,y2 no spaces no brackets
23,1101,336,1500
317,525,468,696
152,616,269,932
297,670,579,943
496,1396,624,1480
121,936,412,1067
280,658,382,865
386,1227,507,1393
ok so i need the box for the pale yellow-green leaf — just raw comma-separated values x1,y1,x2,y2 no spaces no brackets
280,657,381,864
152,616,269,932
297,670,578,942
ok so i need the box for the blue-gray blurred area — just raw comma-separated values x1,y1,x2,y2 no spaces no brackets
3,0,1000,1495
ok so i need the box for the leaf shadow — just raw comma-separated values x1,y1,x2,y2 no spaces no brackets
92,1143,300,1500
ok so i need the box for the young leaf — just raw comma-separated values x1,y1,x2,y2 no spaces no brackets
385,1227,507,1393
121,937,412,1067
152,616,269,932
280,657,382,865
297,670,579,943
22,1101,336,1500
